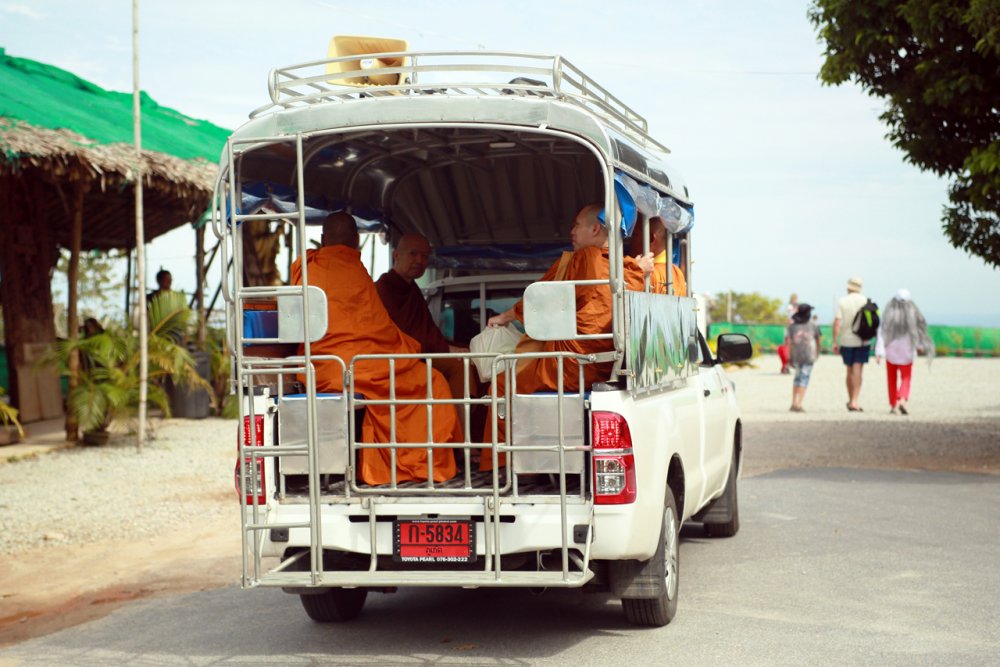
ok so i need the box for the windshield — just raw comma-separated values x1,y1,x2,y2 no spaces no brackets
438,288,525,346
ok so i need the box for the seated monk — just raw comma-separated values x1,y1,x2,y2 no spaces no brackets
630,216,687,296
481,204,649,468
375,233,477,403
291,213,460,485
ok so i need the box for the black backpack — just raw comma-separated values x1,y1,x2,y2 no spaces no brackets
852,299,880,341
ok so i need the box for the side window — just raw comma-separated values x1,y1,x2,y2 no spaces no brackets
697,330,713,366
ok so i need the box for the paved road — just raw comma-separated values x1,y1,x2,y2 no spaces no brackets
3,468,997,666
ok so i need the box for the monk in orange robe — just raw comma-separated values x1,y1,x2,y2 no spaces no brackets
291,213,460,485
481,204,648,467
630,216,687,296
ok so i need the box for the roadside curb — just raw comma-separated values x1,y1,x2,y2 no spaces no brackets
1,441,76,464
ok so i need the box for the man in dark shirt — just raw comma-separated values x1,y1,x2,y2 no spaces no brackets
375,234,472,402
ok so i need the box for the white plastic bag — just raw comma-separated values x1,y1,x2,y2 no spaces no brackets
469,324,521,382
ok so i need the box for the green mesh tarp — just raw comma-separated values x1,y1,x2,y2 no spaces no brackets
0,47,229,162
708,323,1000,358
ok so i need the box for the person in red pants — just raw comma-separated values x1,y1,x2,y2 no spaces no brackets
874,289,934,415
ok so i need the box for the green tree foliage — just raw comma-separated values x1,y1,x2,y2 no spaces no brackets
809,0,1000,267
710,292,785,324
54,249,126,324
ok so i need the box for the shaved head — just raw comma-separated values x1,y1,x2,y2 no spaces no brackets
648,217,666,255
393,233,432,282
570,203,609,250
321,212,359,249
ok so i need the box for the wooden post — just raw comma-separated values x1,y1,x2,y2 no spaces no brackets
64,181,85,441
0,177,62,424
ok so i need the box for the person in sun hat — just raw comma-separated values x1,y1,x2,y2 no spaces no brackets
832,276,870,412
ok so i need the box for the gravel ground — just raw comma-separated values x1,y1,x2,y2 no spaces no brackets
0,418,237,555
0,354,997,557
732,354,1000,476
732,353,1000,423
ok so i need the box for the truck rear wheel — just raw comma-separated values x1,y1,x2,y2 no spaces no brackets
299,588,367,622
621,489,679,627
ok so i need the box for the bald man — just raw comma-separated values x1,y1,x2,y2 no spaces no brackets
481,204,648,467
291,213,460,485
376,233,473,402
488,203,649,391
376,233,464,355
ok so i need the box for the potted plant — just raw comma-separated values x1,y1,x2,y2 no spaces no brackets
0,386,24,445
204,324,240,418
42,293,212,443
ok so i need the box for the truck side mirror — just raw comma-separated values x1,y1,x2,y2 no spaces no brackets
277,285,329,343
715,333,752,364
522,282,576,341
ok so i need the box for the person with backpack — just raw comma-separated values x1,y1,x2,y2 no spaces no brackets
784,303,821,412
832,276,877,412
874,289,934,415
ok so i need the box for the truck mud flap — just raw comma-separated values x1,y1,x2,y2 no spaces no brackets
608,559,666,599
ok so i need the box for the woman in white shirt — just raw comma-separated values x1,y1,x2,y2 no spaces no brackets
874,289,934,415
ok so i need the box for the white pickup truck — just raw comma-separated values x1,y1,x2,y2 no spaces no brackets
217,47,752,627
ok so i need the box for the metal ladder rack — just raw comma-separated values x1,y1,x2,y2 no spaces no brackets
213,130,597,591
210,132,330,587
251,51,669,155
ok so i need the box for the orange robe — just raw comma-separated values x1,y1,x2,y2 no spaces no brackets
481,246,645,466
508,246,645,393
291,246,459,485
651,251,687,296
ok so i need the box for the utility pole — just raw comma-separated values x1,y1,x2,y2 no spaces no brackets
132,0,147,451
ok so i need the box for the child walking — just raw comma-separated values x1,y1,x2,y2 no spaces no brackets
785,303,821,412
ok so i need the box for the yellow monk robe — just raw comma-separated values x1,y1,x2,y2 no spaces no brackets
651,251,687,297
481,246,646,467
291,246,460,485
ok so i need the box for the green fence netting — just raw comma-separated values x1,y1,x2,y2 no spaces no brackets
0,47,229,162
708,323,1000,358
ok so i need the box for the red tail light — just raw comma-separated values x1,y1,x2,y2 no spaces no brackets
235,415,266,504
591,411,637,504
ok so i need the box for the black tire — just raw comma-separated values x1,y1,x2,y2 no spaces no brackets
621,489,680,627
299,588,367,622
703,448,740,538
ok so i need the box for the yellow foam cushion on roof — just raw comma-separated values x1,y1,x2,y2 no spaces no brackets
326,36,409,87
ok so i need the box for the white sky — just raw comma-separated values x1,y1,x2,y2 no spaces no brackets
3,0,998,326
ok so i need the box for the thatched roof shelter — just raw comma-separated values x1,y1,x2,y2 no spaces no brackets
0,46,229,427
0,118,217,249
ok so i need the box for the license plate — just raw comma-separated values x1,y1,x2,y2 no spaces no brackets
393,519,475,563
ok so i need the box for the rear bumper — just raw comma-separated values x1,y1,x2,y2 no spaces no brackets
256,500,592,558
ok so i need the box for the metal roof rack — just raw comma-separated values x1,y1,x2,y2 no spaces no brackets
252,51,669,154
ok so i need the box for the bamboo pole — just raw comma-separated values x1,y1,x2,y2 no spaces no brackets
132,0,147,451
